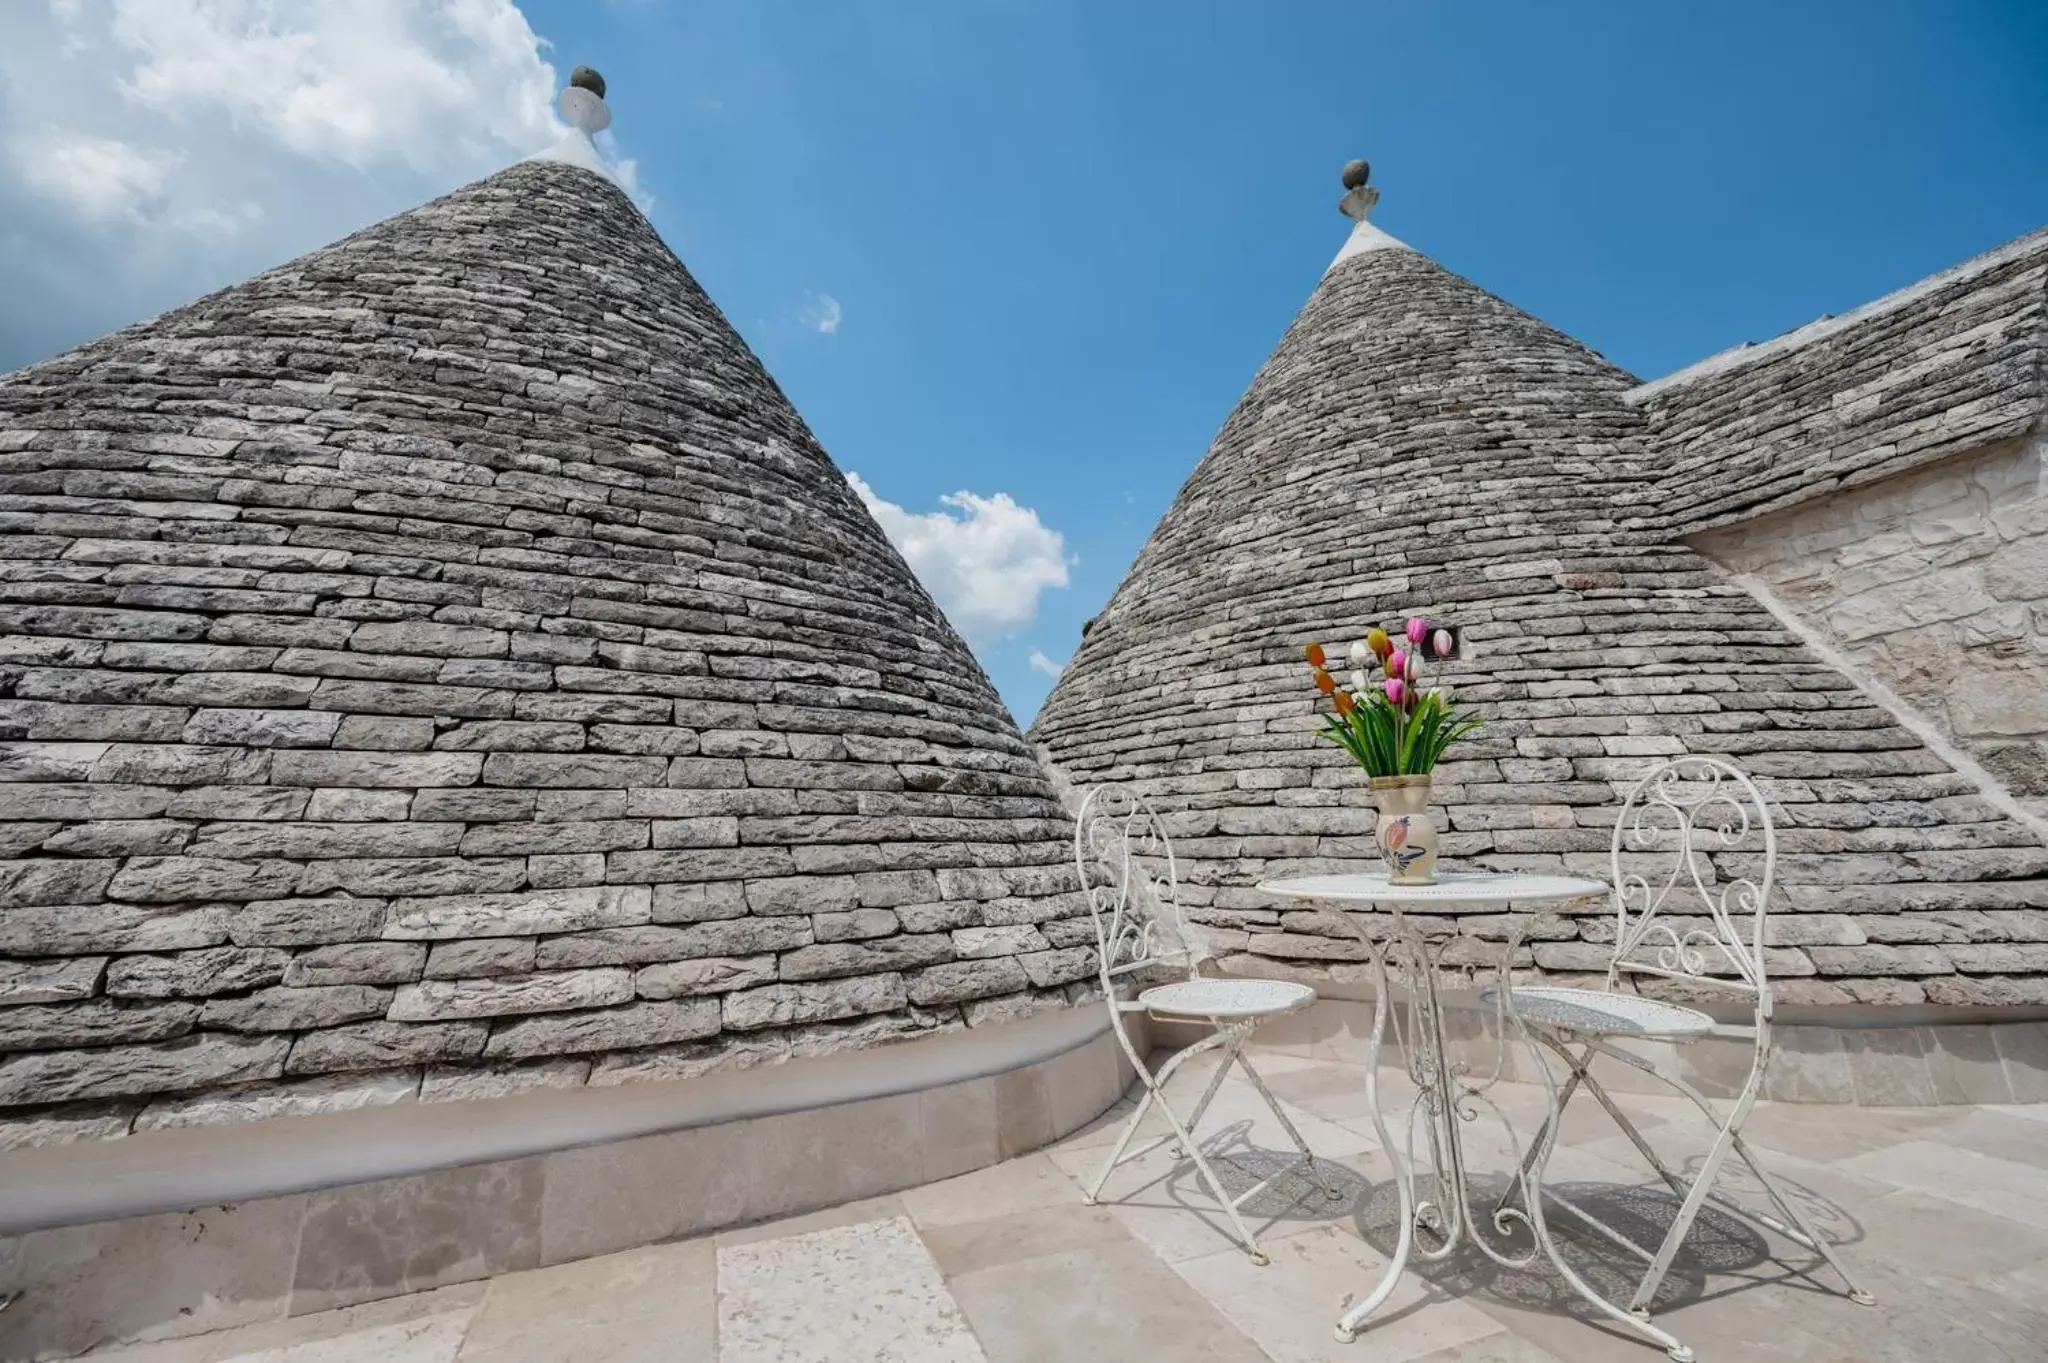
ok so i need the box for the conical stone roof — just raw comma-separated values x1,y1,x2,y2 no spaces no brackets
1032,177,2048,1008
0,153,1089,1129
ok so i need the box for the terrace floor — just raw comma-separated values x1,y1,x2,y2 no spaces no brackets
82,1049,2048,1362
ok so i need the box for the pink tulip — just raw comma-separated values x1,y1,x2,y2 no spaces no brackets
1405,616,1429,646
1387,649,1407,680
1432,628,1453,658
1384,677,1406,705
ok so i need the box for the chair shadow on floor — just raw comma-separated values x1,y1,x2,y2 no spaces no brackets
1115,1118,1374,1239
1340,1159,1871,1334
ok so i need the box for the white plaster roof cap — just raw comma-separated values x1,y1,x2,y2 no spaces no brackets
1327,158,1414,272
528,67,623,187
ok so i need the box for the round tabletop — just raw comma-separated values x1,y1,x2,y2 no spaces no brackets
1256,870,1608,905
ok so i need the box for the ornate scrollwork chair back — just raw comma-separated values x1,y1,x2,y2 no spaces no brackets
1073,785,1205,1005
1607,755,1776,1026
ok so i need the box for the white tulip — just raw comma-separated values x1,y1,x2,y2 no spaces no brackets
1349,640,1373,670
1350,670,1370,694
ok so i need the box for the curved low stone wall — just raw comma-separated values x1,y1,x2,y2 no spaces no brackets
0,1005,1136,1360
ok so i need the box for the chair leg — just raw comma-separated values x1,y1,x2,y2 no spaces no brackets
1623,1047,1876,1307
1086,1085,1157,1205
1235,1045,1341,1201
1084,1031,1272,1263
1630,1117,1742,1316
1170,1030,1239,1156
1728,1135,1877,1305
1154,1082,1272,1264
1496,1039,1586,1218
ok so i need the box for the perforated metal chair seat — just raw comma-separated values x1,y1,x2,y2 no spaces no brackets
1481,985,1716,1040
1136,977,1317,1021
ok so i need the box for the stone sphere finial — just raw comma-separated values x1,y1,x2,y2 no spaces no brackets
1341,159,1371,190
559,66,613,136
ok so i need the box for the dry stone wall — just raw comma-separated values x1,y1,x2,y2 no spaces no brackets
1032,239,2048,1007
1692,433,2048,823
0,160,1092,1145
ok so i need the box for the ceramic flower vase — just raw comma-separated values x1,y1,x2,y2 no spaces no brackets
1370,774,1438,884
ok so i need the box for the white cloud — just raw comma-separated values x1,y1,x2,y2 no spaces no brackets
0,0,633,369
1028,649,1065,680
846,473,1072,641
8,128,176,222
804,291,843,335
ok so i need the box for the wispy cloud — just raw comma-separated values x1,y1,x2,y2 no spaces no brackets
804,291,843,335
1028,649,1065,680
846,473,1072,642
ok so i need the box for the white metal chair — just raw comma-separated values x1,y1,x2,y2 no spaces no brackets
1073,784,1340,1264
1490,755,1875,1319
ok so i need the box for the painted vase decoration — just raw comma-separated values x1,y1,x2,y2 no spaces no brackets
1370,774,1439,885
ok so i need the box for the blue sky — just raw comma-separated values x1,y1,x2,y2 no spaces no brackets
5,1,2046,724
524,0,2048,722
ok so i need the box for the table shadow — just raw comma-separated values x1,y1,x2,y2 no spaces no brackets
1340,1162,1870,1325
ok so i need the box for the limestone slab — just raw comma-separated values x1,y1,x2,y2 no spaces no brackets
716,1216,986,1363
388,969,634,1021
481,999,720,1058
0,1194,307,1357
1842,1140,2048,1230
457,1239,715,1363
1172,1223,1509,1363
382,886,651,941
137,1071,420,1130
291,1158,544,1314
539,1119,755,1265
944,1234,1264,1363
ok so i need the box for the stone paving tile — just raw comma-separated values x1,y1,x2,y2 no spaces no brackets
899,1153,1083,1231
1841,1140,2048,1231
1914,1105,2048,1170
946,1239,1267,1363
1170,1223,1512,1363
454,1239,713,1363
228,1313,474,1363
716,1216,983,1363
919,1202,1134,1280
712,1192,911,1250
67,1285,484,1362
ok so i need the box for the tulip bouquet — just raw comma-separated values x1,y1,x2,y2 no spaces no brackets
1304,617,1479,778
1304,617,1479,883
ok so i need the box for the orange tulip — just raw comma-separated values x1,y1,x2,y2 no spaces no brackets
1313,669,1336,695
1334,689,1356,717
1304,642,1326,668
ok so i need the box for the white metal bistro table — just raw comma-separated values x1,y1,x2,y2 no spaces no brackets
1258,871,1699,1362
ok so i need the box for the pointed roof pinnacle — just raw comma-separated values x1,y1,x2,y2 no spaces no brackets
1327,156,1411,272
528,64,619,184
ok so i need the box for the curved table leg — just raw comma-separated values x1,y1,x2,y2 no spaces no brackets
1328,910,1699,1361
1334,934,1415,1342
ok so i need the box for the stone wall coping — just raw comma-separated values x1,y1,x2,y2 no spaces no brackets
1624,223,2048,405
0,1003,1107,1237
